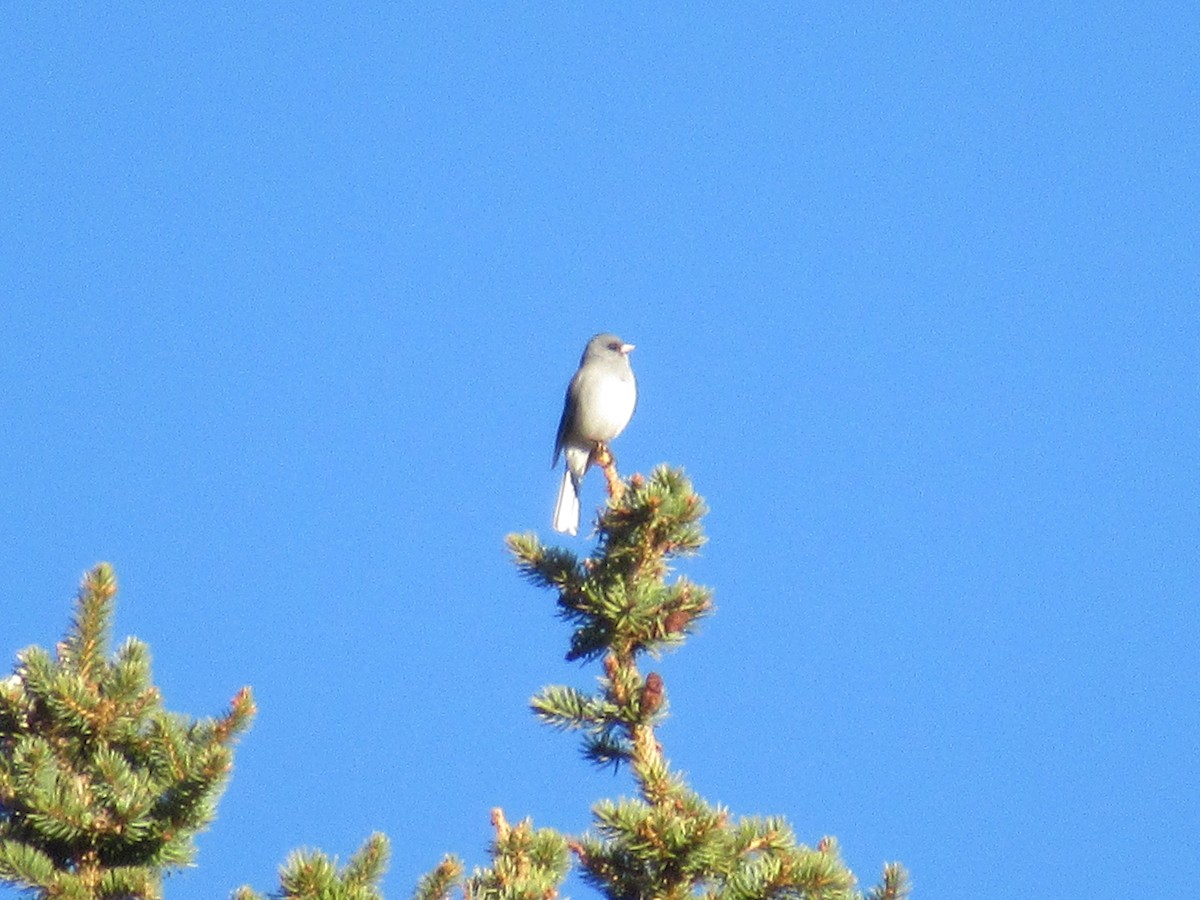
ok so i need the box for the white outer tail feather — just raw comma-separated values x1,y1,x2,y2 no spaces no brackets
553,468,581,535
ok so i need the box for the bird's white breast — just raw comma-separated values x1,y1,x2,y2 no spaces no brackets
575,371,636,442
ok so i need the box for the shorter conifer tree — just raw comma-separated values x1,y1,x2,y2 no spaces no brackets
0,564,254,900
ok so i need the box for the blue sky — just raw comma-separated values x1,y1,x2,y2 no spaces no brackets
2,4,1197,898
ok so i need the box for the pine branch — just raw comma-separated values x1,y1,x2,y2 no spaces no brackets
864,863,911,900
341,833,391,892
411,855,463,900
58,563,118,686
578,740,626,769
506,535,584,595
530,685,612,731
0,840,57,890
462,809,571,900
251,833,392,900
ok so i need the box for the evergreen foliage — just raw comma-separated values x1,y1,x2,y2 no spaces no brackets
3,465,906,899
0,564,254,900
418,465,908,900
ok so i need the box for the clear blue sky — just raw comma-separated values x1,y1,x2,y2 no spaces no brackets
2,5,1196,898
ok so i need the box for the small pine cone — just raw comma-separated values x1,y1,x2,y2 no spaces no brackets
640,672,664,717
664,609,691,634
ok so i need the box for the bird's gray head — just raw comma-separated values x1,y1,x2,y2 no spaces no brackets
583,332,635,364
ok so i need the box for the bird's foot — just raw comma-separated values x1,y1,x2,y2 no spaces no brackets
594,443,624,499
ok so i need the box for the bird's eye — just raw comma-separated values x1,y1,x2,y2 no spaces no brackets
607,342,621,351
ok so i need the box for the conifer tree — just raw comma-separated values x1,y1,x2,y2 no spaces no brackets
0,564,254,900
417,465,908,900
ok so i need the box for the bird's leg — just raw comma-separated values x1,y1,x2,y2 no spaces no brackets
593,442,624,499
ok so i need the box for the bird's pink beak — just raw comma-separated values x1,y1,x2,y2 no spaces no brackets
621,343,635,354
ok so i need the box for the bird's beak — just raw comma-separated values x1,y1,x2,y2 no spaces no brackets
621,343,635,354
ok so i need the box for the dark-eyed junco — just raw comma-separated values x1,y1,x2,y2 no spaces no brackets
552,333,637,535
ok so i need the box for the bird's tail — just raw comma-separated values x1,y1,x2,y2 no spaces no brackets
552,467,581,535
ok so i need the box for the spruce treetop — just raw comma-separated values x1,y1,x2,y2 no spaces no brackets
421,464,908,900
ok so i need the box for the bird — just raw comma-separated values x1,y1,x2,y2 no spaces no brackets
552,333,637,535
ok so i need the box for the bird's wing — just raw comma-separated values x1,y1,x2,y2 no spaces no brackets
552,376,580,466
